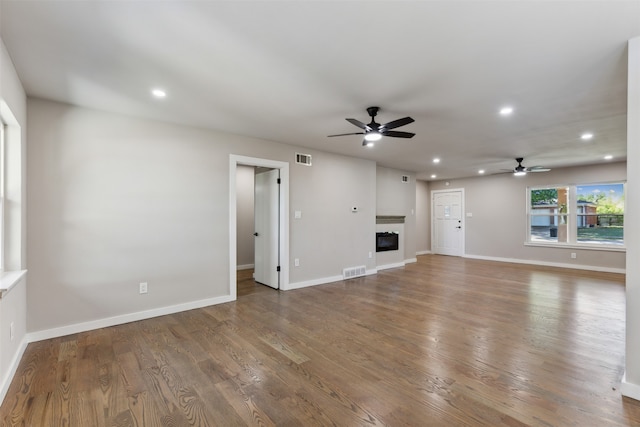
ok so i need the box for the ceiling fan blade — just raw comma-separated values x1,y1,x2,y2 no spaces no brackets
528,167,551,172
328,132,365,137
381,130,415,138
345,118,371,131
380,116,414,131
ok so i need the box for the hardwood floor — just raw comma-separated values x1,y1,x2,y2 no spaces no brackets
236,268,274,297
2,255,640,426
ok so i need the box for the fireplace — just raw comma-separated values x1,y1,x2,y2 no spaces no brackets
376,232,399,252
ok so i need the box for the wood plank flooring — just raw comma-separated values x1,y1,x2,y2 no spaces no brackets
2,255,640,426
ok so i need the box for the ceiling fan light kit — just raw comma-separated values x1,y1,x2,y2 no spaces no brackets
506,157,551,176
328,106,415,147
364,131,382,142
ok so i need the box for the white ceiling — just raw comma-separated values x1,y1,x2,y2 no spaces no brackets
1,1,639,180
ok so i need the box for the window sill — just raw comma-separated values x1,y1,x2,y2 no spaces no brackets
0,270,27,299
524,242,626,253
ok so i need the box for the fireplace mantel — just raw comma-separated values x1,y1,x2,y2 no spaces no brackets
376,215,405,224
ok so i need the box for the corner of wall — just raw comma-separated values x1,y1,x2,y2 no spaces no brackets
624,35,640,401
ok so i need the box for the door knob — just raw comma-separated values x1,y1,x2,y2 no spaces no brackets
254,232,259,236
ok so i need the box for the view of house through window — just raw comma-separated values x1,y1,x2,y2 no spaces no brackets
528,183,624,247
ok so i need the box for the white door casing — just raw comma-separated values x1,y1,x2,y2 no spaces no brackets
229,155,289,299
254,168,280,288
432,189,464,256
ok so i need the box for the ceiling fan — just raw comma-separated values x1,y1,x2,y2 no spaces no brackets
328,106,415,146
505,157,551,176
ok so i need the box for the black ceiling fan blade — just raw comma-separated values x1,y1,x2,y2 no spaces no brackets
380,116,414,131
327,132,365,137
345,118,371,131
381,130,415,138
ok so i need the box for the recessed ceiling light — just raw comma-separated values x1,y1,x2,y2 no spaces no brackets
433,158,440,164
499,106,513,116
431,174,437,179
151,88,166,98
581,133,594,140
478,170,485,174
604,155,613,160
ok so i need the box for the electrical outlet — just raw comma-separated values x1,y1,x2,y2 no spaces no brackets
571,253,577,259
368,251,373,259
139,282,148,294
10,322,14,341
294,258,300,267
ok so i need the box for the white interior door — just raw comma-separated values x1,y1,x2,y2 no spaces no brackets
254,168,280,288
433,190,464,256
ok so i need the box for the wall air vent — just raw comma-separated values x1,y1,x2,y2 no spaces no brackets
296,153,312,166
401,175,409,183
343,265,367,280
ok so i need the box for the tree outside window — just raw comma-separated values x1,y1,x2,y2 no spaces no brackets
528,183,624,247
576,184,624,245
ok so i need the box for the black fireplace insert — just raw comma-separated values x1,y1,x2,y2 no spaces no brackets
376,232,399,252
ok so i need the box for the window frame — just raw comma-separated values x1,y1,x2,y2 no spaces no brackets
0,119,5,272
526,182,626,251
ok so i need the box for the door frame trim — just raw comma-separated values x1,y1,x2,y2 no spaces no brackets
431,188,465,256
229,155,290,299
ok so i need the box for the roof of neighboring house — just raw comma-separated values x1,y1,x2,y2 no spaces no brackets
532,200,598,207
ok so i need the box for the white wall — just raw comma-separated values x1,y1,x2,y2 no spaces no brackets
429,162,626,271
0,38,28,404
623,36,640,401
415,180,430,254
26,98,379,334
236,165,254,268
289,150,377,284
376,166,417,262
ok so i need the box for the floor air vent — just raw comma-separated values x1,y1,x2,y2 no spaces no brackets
343,265,367,280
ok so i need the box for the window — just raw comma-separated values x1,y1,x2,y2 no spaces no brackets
528,182,625,248
0,119,4,271
0,100,26,286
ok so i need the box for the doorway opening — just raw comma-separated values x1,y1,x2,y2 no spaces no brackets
229,155,289,300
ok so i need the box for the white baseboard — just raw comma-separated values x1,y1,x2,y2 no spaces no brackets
284,275,344,291
621,373,640,402
405,258,417,264
462,254,625,274
416,250,431,256
27,294,235,343
0,336,28,406
285,267,380,291
237,264,254,270
377,261,406,271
